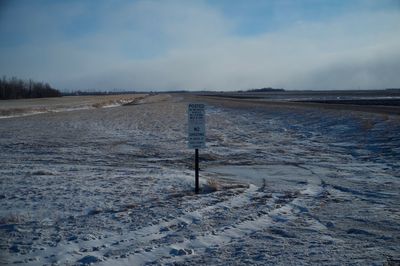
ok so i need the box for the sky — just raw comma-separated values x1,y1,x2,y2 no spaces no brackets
0,0,399,91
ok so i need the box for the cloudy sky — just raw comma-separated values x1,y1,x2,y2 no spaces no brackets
0,0,399,91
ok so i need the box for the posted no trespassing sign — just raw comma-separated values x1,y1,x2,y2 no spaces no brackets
188,103,205,149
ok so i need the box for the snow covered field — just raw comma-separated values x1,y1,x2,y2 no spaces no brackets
0,94,146,119
0,94,399,265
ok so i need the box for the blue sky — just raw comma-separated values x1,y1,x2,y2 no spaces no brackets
0,0,399,91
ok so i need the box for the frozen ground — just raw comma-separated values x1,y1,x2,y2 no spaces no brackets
0,94,146,119
0,94,399,265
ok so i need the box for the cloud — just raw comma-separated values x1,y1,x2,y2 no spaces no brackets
295,50,400,90
0,0,399,90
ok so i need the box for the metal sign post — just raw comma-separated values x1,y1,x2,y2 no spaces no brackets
188,103,205,194
195,148,199,193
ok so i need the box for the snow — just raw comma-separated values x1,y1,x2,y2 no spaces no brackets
0,94,145,119
0,94,399,265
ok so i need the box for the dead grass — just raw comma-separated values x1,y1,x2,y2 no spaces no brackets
203,178,249,193
205,178,220,192
361,118,375,131
0,213,26,225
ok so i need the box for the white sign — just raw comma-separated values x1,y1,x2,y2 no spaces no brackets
188,103,206,149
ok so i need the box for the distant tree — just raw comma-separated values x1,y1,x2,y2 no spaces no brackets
0,76,61,100
246,87,285,92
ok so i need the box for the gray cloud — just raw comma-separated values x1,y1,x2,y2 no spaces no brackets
295,51,400,90
0,1,399,91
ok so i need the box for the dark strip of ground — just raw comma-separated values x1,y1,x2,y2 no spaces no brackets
296,99,400,107
184,95,400,116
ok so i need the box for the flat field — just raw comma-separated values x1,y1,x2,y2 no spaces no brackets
0,94,146,118
0,93,399,265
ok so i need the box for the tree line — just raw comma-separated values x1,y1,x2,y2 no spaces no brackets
245,87,285,92
0,76,61,100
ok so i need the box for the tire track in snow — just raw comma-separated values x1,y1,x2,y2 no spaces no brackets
15,185,257,265
100,180,327,266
